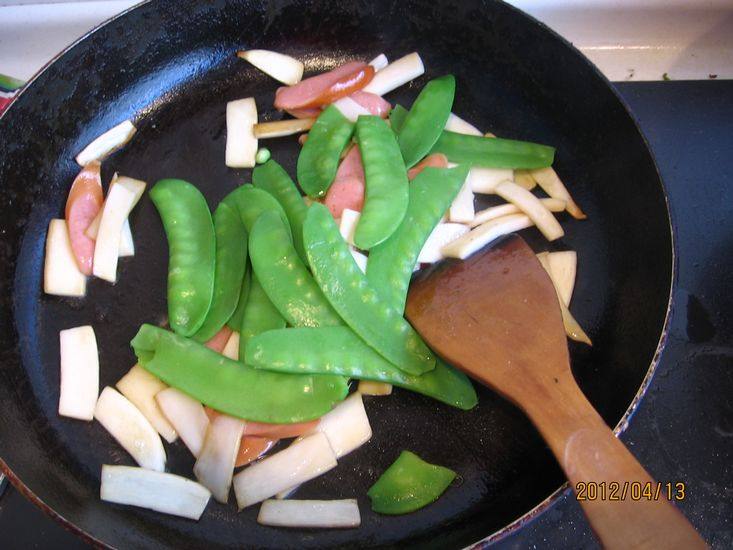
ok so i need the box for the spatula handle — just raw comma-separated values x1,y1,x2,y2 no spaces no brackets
524,375,706,549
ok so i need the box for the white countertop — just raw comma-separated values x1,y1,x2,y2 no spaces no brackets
0,0,731,83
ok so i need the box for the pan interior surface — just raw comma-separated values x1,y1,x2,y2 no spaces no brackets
0,1,671,548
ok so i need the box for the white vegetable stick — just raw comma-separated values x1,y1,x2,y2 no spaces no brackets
75,120,136,166
258,499,361,528
448,178,474,223
417,222,469,263
156,388,210,458
92,176,146,283
116,365,177,443
362,52,424,96
94,387,166,471
444,113,481,135
253,118,314,139
339,209,360,246
194,415,243,503
225,97,258,168
514,169,537,190
547,250,577,306
350,248,368,274
358,381,393,396
58,325,98,421
237,50,304,85
441,213,534,260
468,167,514,194
333,96,371,123
100,465,210,520
530,167,586,220
313,392,371,458
118,218,135,257
494,181,564,241
233,432,337,509
368,53,389,71
44,219,86,297
221,331,240,360
470,198,566,227
275,485,300,500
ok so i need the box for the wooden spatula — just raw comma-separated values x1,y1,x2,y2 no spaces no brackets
405,234,705,549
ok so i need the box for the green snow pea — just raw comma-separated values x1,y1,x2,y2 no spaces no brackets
367,451,456,515
353,115,409,250
249,210,342,328
397,75,455,168
389,104,409,134
296,105,354,198
192,201,248,342
222,184,292,237
150,179,215,337
246,327,477,410
303,203,435,376
367,165,469,312
430,131,555,169
252,159,309,263
239,273,286,361
131,324,348,423
226,265,251,330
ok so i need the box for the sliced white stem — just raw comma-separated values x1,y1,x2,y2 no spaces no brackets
58,325,98,421
44,219,86,297
233,432,337,509
444,113,481,135
470,198,566,227
467,167,514,194
156,388,210,458
94,387,166,471
417,222,469,263
441,213,534,260
225,97,258,168
118,218,135,257
100,465,210,520
358,381,393,396
116,365,177,443
514,169,537,190
221,331,240,360
194,415,244,503
530,167,586,219
448,177,475,223
339,208,360,247
237,50,304,85
258,499,361,528
368,54,389,71
494,181,564,241
253,118,315,139
313,392,371,459
333,96,371,122
547,250,577,306
362,52,424,96
350,248,368,274
75,120,136,166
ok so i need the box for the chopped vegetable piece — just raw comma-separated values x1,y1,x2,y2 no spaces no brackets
324,145,365,218
156,388,210,458
339,208,360,246
363,52,424,96
358,380,393,396
431,130,555,169
239,273,286,360
368,53,389,71
258,499,361,528
131,324,348,423
253,118,315,138
236,437,276,468
470,197,565,227
116,365,177,443
297,105,354,197
314,392,371,458
94,386,166,471
85,174,136,258
333,96,371,122
530,167,586,219
75,119,136,166
350,248,368,273
367,451,456,514
275,61,366,111
221,330,240,360
225,97,258,168
150,179,215,337
232,432,337,509
417,222,469,264
58,325,98,421
366,165,468,311
389,104,409,133
193,414,243,503
514,169,537,190
100,465,210,520
227,268,251,330
397,75,455,168
44,219,86,297
255,148,271,164
304,204,435,375
546,250,577,306
246,327,477,409
448,174,475,223
237,49,304,85
443,112,480,135
243,419,318,439
495,181,564,241
65,161,103,275
441,213,533,259
407,153,448,180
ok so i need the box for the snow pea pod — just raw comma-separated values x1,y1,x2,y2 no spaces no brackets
131,324,348,423
246,327,477,410
389,104,408,134
192,201,248,342
353,115,409,250
397,75,455,168
367,165,469,312
303,203,435,375
150,179,215,337
249,210,342,328
252,159,309,263
297,105,354,198
227,265,251,330
239,273,286,361
222,184,292,237
430,131,555,169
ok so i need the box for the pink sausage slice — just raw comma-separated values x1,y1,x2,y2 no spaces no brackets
350,90,392,118
65,161,103,275
324,145,365,218
274,61,366,111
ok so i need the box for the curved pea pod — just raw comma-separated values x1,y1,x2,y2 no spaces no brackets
131,324,348,423
397,75,455,168
430,131,555,169
389,104,408,134
246,327,477,410
250,210,342,328
303,203,435,375
296,105,355,198
227,266,251,330
353,115,409,250
222,184,292,237
252,160,308,262
192,201,248,342
239,274,286,361
150,179,215,337
367,165,469,312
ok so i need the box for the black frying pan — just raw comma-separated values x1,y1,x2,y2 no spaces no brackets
0,0,672,548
